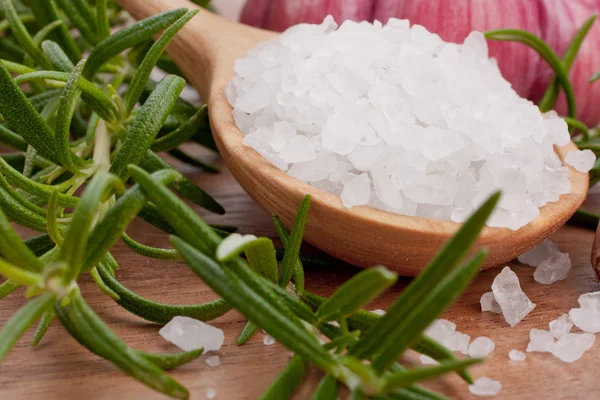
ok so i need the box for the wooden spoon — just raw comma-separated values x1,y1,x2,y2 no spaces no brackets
118,0,589,275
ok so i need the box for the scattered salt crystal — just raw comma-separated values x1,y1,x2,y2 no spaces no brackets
370,309,386,316
508,349,526,361
492,267,536,327
568,308,600,333
419,354,439,365
469,336,495,358
329,321,341,328
468,377,502,397
526,328,555,352
444,332,471,355
551,333,595,363
205,355,220,367
424,319,456,342
480,292,502,314
578,291,600,310
549,314,573,339
565,149,596,173
229,17,574,230
533,252,571,284
263,334,276,346
159,316,224,352
206,387,216,399
517,239,560,266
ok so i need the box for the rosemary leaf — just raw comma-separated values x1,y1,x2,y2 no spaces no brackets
137,348,204,370
316,267,397,323
121,232,181,260
0,293,53,362
110,75,185,180
59,172,124,282
31,308,56,347
124,9,199,115
312,374,339,400
279,195,311,288
258,355,308,400
96,261,231,325
82,8,188,79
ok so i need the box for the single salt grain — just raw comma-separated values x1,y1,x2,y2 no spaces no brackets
549,314,573,338
159,316,224,352
517,239,560,266
508,349,526,361
492,267,536,327
565,149,596,173
444,331,471,355
468,377,502,397
263,334,276,346
370,309,386,316
419,354,439,365
469,336,495,358
578,291,600,310
551,333,595,363
480,292,502,314
205,355,220,368
526,328,555,352
568,308,600,333
533,252,571,284
424,319,456,342
229,18,576,231
206,387,216,399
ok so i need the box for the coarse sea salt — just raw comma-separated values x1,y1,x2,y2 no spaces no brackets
159,316,224,352
526,328,555,353
491,267,536,327
551,333,595,363
227,17,583,230
565,149,596,173
533,252,571,285
206,387,216,399
508,349,526,361
419,354,439,365
549,314,573,339
480,291,502,314
424,319,470,354
469,336,495,358
468,377,502,397
205,355,220,368
517,239,560,267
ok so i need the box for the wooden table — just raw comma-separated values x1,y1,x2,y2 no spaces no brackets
1,152,599,400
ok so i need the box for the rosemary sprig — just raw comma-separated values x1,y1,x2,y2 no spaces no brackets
0,1,507,398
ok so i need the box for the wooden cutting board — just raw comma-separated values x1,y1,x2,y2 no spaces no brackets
1,153,598,399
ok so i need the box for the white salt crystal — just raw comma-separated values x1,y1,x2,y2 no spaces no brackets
526,328,555,352
469,336,495,358
492,267,536,327
469,377,502,397
159,316,224,352
263,334,276,346
549,314,573,338
370,309,386,316
551,333,595,363
568,308,600,333
419,354,439,365
517,239,560,266
205,355,220,368
508,349,526,361
229,17,573,230
341,173,371,207
480,292,502,314
424,319,456,342
444,332,471,355
565,149,596,173
533,252,571,284
578,291,600,310
206,387,216,399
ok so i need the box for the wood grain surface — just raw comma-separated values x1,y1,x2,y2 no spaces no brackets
1,149,599,399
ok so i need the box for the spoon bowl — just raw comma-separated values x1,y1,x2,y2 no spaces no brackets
119,0,589,275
